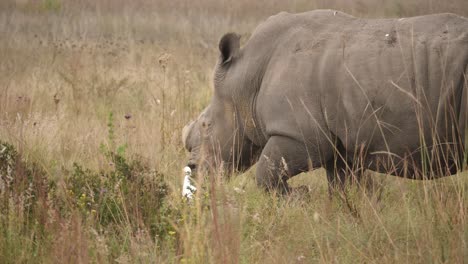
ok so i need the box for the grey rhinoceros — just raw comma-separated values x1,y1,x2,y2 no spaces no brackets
182,10,468,193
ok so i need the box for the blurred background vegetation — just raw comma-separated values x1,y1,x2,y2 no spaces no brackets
0,0,467,263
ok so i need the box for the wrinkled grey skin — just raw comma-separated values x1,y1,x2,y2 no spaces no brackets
183,10,468,193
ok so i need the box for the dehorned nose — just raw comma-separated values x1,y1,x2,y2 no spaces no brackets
182,121,195,148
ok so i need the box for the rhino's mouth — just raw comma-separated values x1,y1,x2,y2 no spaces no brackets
186,145,201,176
187,162,197,171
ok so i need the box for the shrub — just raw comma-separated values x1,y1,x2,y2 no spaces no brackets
0,138,177,258
65,152,174,241
0,141,50,228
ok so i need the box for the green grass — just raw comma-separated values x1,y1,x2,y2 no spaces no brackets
0,1,467,263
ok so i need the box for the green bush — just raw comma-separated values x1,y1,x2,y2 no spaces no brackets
0,138,177,256
65,152,173,240
0,141,50,227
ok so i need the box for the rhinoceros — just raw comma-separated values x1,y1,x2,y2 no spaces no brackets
182,10,468,193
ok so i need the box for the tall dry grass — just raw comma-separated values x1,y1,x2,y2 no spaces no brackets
0,0,467,263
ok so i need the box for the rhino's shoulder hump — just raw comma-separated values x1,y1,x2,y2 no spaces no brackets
265,11,291,21
252,9,356,40
264,9,355,24
301,9,355,19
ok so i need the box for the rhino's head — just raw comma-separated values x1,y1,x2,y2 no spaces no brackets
182,33,260,176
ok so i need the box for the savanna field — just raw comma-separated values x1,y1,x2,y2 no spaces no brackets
1,0,468,263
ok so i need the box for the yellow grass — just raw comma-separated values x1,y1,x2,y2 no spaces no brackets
0,0,467,263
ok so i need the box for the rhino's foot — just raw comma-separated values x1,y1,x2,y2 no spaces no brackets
255,136,312,194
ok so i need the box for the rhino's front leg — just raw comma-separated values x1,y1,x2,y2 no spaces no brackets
255,136,310,193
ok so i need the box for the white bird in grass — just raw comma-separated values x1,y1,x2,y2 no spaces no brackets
182,166,197,199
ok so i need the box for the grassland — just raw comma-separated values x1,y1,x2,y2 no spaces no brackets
0,0,467,263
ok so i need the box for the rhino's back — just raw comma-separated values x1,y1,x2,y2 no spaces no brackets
248,10,468,65
251,10,468,42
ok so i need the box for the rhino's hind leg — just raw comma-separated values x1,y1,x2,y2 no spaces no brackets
255,136,311,194
325,162,365,195
325,149,365,196
325,158,347,195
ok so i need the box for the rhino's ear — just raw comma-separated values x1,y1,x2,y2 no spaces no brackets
219,33,240,65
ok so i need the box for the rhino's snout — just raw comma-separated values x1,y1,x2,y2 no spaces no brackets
186,144,202,174
182,119,203,174
187,161,197,171
182,121,195,151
